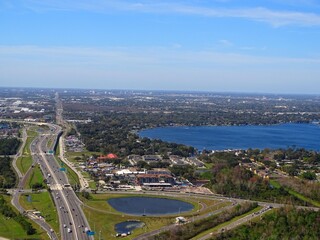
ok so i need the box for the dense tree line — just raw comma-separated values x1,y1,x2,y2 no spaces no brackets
0,156,16,188
150,202,258,240
213,207,320,240
278,148,320,161
0,195,36,235
212,166,302,204
169,165,197,181
0,137,21,155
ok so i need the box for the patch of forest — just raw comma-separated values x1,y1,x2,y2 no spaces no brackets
212,207,320,240
200,152,305,205
0,137,21,155
0,195,36,235
0,156,17,188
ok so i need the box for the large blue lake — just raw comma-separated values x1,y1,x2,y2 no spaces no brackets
139,123,320,151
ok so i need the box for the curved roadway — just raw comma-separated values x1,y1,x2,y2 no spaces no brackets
4,119,93,240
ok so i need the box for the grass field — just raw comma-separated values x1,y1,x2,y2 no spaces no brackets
0,195,49,240
22,130,37,155
19,192,60,235
204,163,214,169
66,151,101,163
81,193,223,239
89,181,97,189
27,165,44,189
16,155,33,175
47,138,54,150
17,129,38,175
0,213,30,239
270,179,320,207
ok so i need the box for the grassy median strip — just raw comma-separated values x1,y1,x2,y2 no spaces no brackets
47,138,53,150
19,191,60,234
17,130,38,175
17,156,33,175
27,165,44,189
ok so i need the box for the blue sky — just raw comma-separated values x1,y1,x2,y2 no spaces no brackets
1,0,320,93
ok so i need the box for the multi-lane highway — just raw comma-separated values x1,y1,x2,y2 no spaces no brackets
3,118,93,240
32,124,92,240
10,125,59,240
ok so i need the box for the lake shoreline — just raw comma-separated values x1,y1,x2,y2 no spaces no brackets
139,123,320,152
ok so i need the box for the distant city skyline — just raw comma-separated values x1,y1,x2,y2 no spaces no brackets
1,0,320,94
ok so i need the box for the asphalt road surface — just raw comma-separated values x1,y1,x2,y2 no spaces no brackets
33,124,93,240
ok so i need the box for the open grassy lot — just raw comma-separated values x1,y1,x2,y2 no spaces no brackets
89,181,97,189
81,193,223,239
19,191,60,234
27,165,44,189
65,151,101,163
0,195,49,240
16,155,33,175
0,212,30,239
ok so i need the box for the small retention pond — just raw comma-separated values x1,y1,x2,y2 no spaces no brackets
115,220,145,234
107,196,194,216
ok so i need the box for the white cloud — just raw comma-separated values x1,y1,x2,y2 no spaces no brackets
0,46,320,90
1,45,320,93
218,40,233,47
20,0,320,27
1,45,319,66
